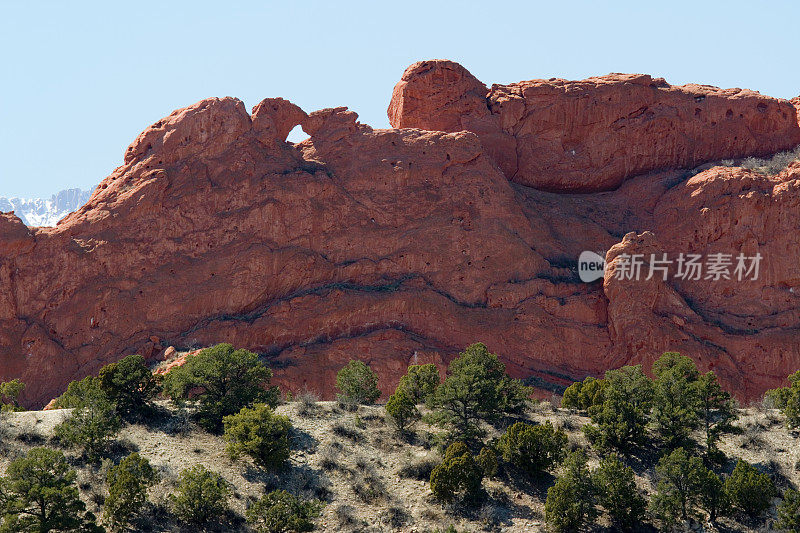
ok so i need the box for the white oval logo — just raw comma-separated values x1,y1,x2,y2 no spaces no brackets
578,251,606,283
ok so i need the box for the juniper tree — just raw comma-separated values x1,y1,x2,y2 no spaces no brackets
335,360,381,404
98,354,159,419
162,343,278,431
0,379,25,412
223,403,292,471
651,352,700,449
429,343,530,441
584,364,653,451
696,370,737,457
0,447,102,532
54,385,121,463
104,453,159,532
397,363,440,405
544,450,597,533
593,454,646,530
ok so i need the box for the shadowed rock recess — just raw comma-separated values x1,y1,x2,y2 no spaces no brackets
2,60,799,407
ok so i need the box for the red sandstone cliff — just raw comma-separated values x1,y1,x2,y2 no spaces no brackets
1,61,799,407
389,60,800,192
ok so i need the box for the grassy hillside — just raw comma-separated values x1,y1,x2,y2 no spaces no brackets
1,397,798,532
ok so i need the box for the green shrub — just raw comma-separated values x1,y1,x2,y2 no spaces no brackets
584,364,653,451
545,450,597,533
0,447,101,532
497,421,566,476
429,442,483,503
0,379,25,412
476,446,498,478
780,371,800,428
169,465,231,525
55,385,121,463
777,488,800,532
223,403,291,471
766,386,793,410
429,343,530,441
98,354,159,418
651,352,700,449
335,360,381,404
52,375,103,409
245,489,322,533
561,376,605,411
650,447,705,525
385,387,420,432
725,459,776,518
593,454,645,530
104,452,159,531
162,343,278,431
696,370,737,455
397,364,440,404
698,466,730,522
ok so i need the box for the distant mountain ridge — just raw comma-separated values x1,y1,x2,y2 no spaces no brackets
0,188,93,227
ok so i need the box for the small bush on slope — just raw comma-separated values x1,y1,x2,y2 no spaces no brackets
246,490,322,533
336,360,381,405
223,403,292,471
385,386,420,432
429,442,483,503
169,465,231,526
54,385,121,463
104,452,158,532
496,421,566,477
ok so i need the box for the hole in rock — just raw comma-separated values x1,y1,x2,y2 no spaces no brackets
286,124,309,143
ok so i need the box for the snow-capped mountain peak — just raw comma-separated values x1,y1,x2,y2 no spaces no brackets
0,188,93,227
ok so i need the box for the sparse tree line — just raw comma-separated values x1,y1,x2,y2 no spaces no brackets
1,343,800,531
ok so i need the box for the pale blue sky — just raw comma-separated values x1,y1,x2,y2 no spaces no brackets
2,0,799,197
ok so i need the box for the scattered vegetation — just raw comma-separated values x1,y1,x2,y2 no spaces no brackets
730,144,800,175
3,343,800,532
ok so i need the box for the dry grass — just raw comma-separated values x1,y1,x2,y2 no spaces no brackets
720,144,800,175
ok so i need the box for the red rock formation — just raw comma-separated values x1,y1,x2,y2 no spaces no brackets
389,60,800,192
1,61,799,407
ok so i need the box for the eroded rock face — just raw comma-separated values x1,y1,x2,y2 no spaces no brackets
1,62,799,407
389,60,800,192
